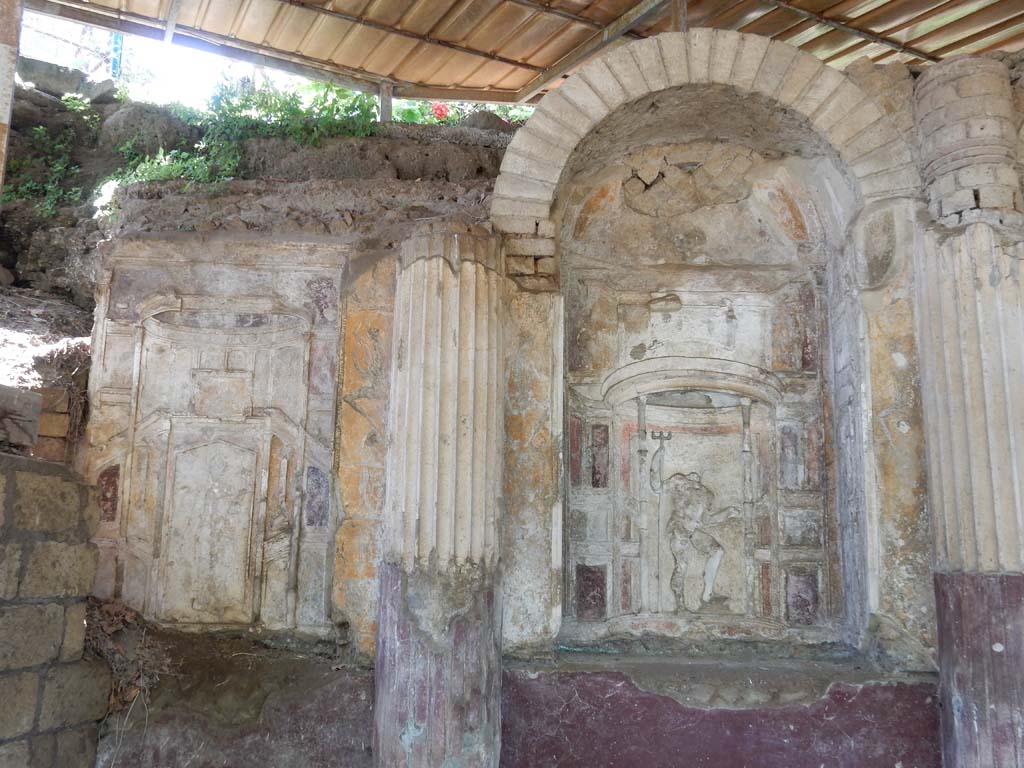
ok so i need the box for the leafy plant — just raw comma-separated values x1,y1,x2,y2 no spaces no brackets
61,93,101,140
2,125,83,216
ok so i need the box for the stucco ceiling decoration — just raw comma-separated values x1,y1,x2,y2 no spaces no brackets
25,0,1024,103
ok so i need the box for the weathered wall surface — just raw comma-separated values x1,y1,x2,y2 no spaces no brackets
502,289,564,652
94,630,374,768
83,177,493,655
0,452,111,767
502,662,940,767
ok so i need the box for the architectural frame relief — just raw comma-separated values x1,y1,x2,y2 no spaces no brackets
85,239,344,635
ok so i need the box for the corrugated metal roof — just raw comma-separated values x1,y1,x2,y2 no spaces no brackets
25,0,1024,102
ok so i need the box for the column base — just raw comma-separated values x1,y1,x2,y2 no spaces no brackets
373,561,500,768
935,571,1024,767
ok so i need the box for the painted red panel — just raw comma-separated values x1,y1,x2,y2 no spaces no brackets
576,564,606,621
98,464,120,522
591,424,609,489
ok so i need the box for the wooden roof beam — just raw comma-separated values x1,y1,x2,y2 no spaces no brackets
515,0,672,102
279,0,545,73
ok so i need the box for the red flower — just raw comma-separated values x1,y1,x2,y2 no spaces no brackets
431,101,449,120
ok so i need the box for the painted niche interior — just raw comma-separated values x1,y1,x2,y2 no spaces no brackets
550,86,921,654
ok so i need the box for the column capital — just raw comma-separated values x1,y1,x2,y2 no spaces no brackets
399,219,503,275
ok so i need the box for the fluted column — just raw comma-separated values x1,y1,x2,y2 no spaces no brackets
374,221,504,768
0,1,22,193
914,56,1024,768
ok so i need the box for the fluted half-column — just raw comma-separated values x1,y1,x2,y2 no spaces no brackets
914,222,1024,768
913,53,1024,768
374,221,504,768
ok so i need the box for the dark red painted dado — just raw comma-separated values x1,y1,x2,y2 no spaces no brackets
501,670,940,768
935,571,1024,768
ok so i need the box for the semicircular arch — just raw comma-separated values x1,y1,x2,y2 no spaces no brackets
491,30,921,266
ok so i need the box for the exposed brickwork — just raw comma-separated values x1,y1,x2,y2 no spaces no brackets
914,56,1023,225
0,453,110,767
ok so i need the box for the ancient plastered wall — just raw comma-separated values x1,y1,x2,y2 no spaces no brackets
0,1,20,193
502,290,563,651
849,200,935,664
0,454,111,767
333,254,395,656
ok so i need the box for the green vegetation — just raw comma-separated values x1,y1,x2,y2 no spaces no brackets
1,125,82,216
3,76,534,213
112,80,531,188
60,93,101,138
113,79,382,186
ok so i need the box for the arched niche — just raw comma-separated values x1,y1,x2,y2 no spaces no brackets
495,31,932,662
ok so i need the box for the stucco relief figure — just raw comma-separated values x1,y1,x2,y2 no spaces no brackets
663,472,740,613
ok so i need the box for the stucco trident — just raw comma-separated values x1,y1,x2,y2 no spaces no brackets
650,431,673,493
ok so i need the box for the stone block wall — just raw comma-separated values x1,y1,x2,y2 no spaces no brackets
0,453,110,767
29,387,77,465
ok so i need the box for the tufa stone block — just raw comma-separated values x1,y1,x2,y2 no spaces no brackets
535,257,557,276
53,724,99,768
752,41,799,99
13,471,82,534
0,741,30,768
0,544,21,599
38,661,111,730
0,385,41,447
29,733,56,767
604,45,648,102
38,388,69,414
29,437,67,464
506,256,537,276
0,604,64,670
578,58,628,110
709,30,741,85
729,33,770,91
59,603,88,662
657,32,690,86
0,672,39,739
629,37,668,92
19,542,97,599
37,412,71,439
